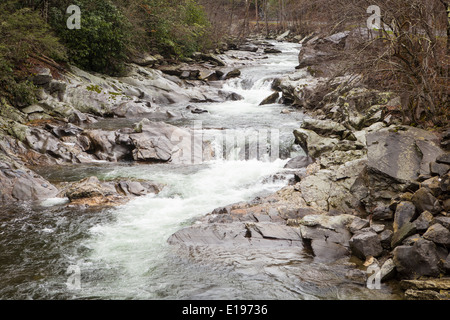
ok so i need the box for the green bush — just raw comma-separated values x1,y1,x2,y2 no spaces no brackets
50,0,131,75
0,4,66,106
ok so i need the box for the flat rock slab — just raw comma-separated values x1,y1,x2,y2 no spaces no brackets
168,222,303,248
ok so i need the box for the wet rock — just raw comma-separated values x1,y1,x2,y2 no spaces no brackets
131,119,204,164
349,231,383,260
445,254,450,273
65,176,112,201
218,90,244,101
299,214,355,246
82,130,132,162
224,69,241,80
411,187,442,215
264,48,282,54
423,223,450,247
259,92,280,105
393,201,418,232
391,222,418,248
393,238,440,279
0,161,59,202
199,53,226,67
284,155,315,169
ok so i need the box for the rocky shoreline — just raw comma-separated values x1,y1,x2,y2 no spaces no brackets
169,32,450,300
1,32,449,299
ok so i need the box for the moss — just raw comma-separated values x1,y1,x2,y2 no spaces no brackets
86,84,103,94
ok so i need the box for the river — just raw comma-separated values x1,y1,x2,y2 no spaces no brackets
0,41,402,300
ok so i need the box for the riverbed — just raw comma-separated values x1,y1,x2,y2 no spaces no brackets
0,41,403,300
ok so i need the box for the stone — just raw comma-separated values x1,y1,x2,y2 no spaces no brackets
379,230,394,249
0,162,59,202
32,67,53,85
391,222,418,248
423,223,450,247
393,238,440,279
349,231,383,260
411,187,442,215
301,119,348,139
372,205,394,221
421,176,442,196
294,128,340,158
82,130,131,162
366,128,422,182
380,258,396,282
404,289,450,300
393,201,417,232
445,254,450,273
224,69,241,80
437,153,450,165
284,156,315,169
65,176,111,200
401,278,450,291
441,173,450,193
349,217,370,234
432,216,450,230
430,161,450,177
414,211,434,232
259,92,280,105
264,48,282,54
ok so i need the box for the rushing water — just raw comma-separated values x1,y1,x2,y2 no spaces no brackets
0,42,402,300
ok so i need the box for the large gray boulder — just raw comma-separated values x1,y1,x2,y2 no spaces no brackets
0,160,58,202
393,238,441,279
349,231,383,260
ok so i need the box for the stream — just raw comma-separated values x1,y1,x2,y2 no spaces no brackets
0,41,403,300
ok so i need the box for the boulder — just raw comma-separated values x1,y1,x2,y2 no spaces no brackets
391,222,418,248
414,211,434,232
301,119,348,139
393,201,417,232
437,153,450,165
224,69,241,80
411,187,442,215
423,223,450,247
259,92,280,105
31,67,53,86
0,161,59,202
367,128,422,183
393,238,440,279
82,130,132,162
380,258,396,282
349,231,383,260
372,205,394,221
284,155,315,169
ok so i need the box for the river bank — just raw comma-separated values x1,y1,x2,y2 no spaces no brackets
0,33,448,300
